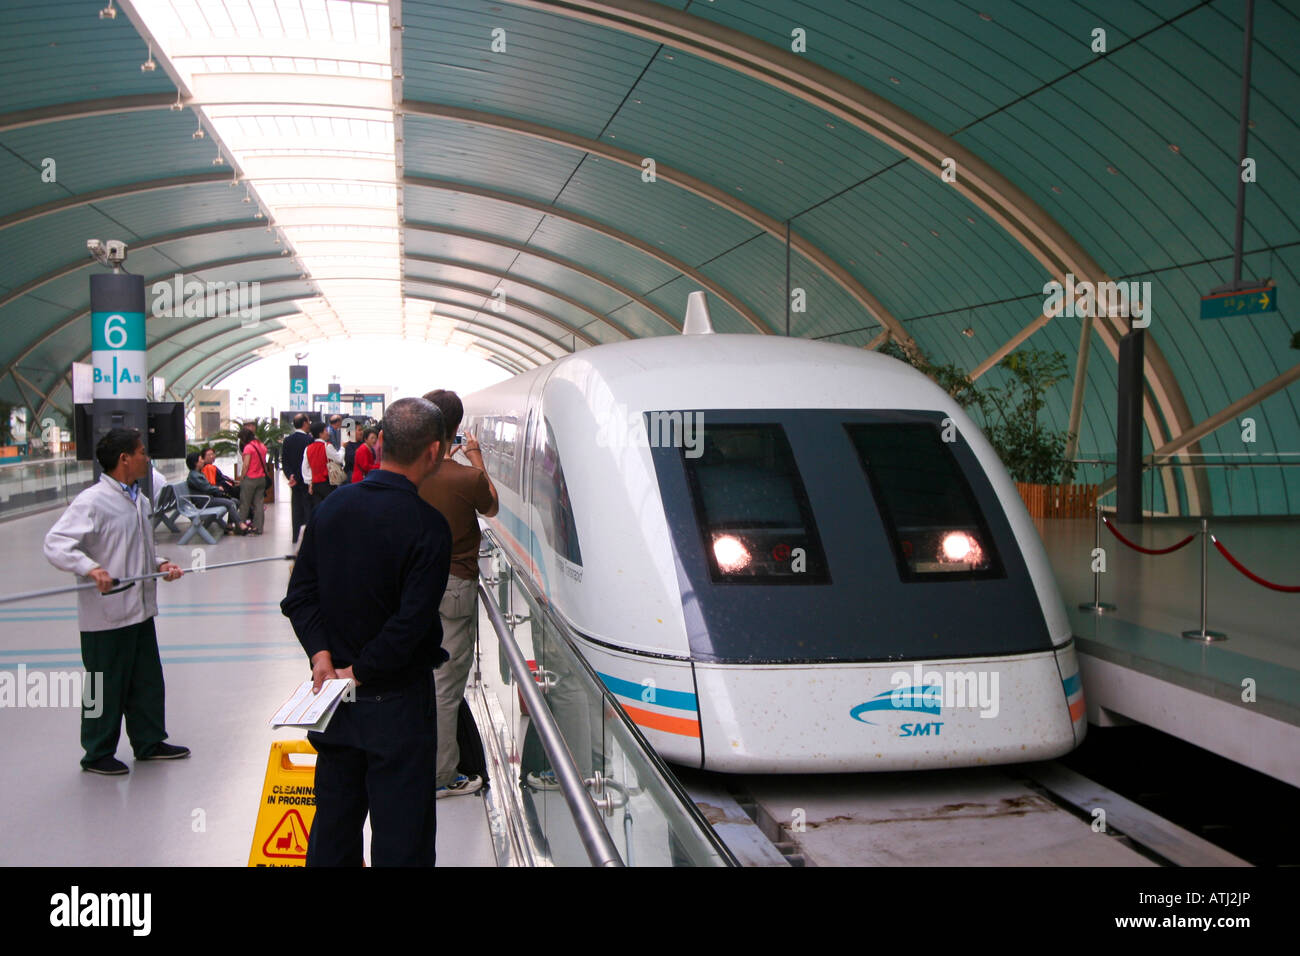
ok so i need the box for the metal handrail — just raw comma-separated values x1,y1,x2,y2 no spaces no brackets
481,528,740,867
0,456,82,471
476,579,624,867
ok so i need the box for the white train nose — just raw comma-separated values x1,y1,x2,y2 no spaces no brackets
692,650,1080,773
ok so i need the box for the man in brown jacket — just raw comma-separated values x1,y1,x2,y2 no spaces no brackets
419,389,499,797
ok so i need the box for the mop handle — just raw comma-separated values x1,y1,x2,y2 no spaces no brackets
0,554,295,605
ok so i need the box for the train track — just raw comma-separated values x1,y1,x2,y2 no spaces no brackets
679,759,1250,867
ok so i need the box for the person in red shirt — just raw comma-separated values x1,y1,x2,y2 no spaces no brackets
238,426,269,534
352,427,380,483
304,421,336,507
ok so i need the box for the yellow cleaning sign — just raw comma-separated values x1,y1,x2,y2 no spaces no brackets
248,739,317,867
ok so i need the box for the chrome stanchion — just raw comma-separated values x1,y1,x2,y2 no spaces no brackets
1181,518,1227,642
1079,498,1116,613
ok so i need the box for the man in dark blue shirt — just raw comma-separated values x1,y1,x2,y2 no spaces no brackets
281,397,452,866
281,413,312,544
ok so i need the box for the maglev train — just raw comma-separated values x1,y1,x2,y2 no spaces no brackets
462,293,1085,772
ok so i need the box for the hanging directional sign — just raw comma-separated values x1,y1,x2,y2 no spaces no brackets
1200,284,1278,320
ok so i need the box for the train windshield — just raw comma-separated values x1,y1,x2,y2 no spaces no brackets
649,408,1050,663
680,424,829,583
845,423,1002,581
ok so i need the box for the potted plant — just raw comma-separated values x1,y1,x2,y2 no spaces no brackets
972,350,1092,517
881,343,1090,518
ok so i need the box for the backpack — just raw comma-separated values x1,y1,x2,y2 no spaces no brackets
327,457,346,486
456,697,489,786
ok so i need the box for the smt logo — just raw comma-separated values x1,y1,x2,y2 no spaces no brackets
849,684,941,725
49,886,151,936
849,665,1001,727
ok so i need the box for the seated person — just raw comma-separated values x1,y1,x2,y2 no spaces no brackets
186,451,251,534
201,446,239,495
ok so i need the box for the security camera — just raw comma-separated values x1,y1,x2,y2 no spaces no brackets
88,238,128,270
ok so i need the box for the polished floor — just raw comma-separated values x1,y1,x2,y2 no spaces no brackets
1039,516,1300,672
0,479,496,867
1038,516,1300,716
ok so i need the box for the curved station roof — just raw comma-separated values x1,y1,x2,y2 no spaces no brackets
0,0,1296,514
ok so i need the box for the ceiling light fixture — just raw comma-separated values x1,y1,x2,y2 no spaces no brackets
141,44,156,71
99,1,116,20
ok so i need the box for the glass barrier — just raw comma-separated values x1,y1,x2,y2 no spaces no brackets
475,532,736,867
1069,455,1300,517
0,457,187,521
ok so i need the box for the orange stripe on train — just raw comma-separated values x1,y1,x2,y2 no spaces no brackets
1069,697,1086,722
622,703,702,738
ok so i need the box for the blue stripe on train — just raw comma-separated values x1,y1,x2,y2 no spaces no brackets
596,670,698,712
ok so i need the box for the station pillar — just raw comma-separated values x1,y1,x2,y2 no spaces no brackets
1115,327,1145,524
90,271,150,496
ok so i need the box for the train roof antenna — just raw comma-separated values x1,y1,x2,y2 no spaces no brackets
683,290,714,335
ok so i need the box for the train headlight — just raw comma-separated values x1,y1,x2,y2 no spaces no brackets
940,531,981,565
712,534,751,573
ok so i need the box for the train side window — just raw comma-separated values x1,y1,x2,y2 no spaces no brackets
846,423,1003,581
498,417,519,490
681,423,829,584
530,416,582,566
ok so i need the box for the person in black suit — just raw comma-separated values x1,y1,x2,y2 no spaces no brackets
280,397,452,866
281,414,313,544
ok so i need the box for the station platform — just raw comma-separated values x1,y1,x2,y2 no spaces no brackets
0,491,496,867
1038,517,1300,788
4,485,1293,866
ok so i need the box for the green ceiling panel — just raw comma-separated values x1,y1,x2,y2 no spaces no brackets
0,1,174,113
0,111,219,196
402,0,659,137
404,228,523,270
1,0,1297,514
529,216,682,293
554,157,764,275
403,115,586,202
403,187,549,238
598,49,902,223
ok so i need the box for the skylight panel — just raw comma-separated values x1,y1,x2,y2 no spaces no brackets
132,0,406,342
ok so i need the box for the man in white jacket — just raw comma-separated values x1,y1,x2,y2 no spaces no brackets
44,428,189,775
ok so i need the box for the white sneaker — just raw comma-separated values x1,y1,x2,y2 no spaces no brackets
437,773,483,798
524,770,560,792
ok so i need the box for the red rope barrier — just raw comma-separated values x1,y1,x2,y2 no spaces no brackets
1101,516,1197,555
1211,536,1300,593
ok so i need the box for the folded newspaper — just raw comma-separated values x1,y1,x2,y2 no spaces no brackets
270,678,354,732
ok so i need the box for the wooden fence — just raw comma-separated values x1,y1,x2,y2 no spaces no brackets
1015,482,1098,519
